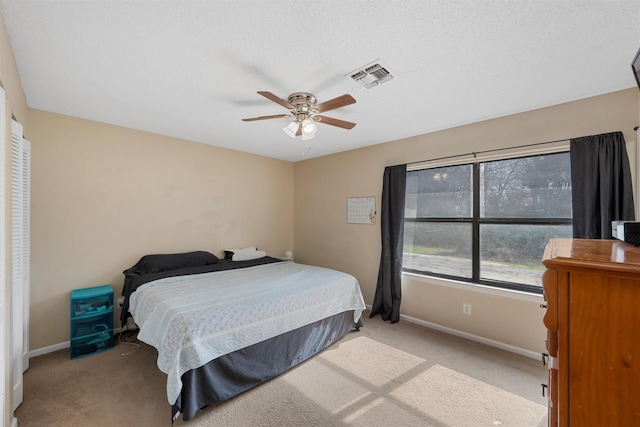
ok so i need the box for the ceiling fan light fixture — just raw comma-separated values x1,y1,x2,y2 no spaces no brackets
283,121,299,138
243,91,356,138
301,118,317,136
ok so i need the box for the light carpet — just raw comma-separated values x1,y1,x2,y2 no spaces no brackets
16,313,548,426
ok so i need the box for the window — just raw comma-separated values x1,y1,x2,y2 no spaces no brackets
403,152,572,293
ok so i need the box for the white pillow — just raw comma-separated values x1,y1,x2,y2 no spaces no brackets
224,247,267,261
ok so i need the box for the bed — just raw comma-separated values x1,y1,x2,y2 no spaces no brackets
120,250,366,421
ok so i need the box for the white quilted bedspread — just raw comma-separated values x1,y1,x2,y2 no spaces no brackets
128,261,366,404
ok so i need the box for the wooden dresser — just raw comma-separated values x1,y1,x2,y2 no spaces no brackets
542,238,640,426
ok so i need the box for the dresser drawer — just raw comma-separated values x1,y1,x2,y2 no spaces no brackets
70,332,113,359
546,330,558,358
542,269,557,331
70,312,112,339
71,295,113,318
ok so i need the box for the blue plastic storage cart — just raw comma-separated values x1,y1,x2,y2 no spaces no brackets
70,284,114,359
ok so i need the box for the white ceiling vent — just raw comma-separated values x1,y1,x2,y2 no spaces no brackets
348,60,394,89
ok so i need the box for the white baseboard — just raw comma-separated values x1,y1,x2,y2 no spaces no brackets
30,313,539,362
400,313,541,360
11,417,18,427
366,304,541,361
29,326,130,358
29,341,69,358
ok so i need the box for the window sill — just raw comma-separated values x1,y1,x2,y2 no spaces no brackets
401,271,544,303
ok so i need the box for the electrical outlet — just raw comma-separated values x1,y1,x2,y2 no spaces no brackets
463,303,471,315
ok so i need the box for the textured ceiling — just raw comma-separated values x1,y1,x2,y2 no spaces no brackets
1,1,639,162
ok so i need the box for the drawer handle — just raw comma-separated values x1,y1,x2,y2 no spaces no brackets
541,383,548,397
541,353,549,366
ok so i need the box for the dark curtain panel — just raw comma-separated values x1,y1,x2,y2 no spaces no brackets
570,131,635,238
370,164,407,323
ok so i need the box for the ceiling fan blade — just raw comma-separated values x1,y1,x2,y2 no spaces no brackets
242,114,289,122
314,115,356,130
315,94,356,113
257,91,295,110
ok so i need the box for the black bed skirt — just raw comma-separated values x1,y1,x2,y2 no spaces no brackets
172,310,361,421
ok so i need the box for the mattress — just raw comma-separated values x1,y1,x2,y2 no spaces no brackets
127,260,366,419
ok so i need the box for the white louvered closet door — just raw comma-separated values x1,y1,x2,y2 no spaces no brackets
0,87,7,425
21,138,30,374
11,119,29,411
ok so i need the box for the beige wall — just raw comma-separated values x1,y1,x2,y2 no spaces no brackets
0,13,27,125
294,88,640,354
28,110,294,350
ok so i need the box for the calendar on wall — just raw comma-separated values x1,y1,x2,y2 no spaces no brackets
347,197,376,224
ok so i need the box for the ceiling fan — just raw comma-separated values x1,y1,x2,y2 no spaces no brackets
242,91,356,140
